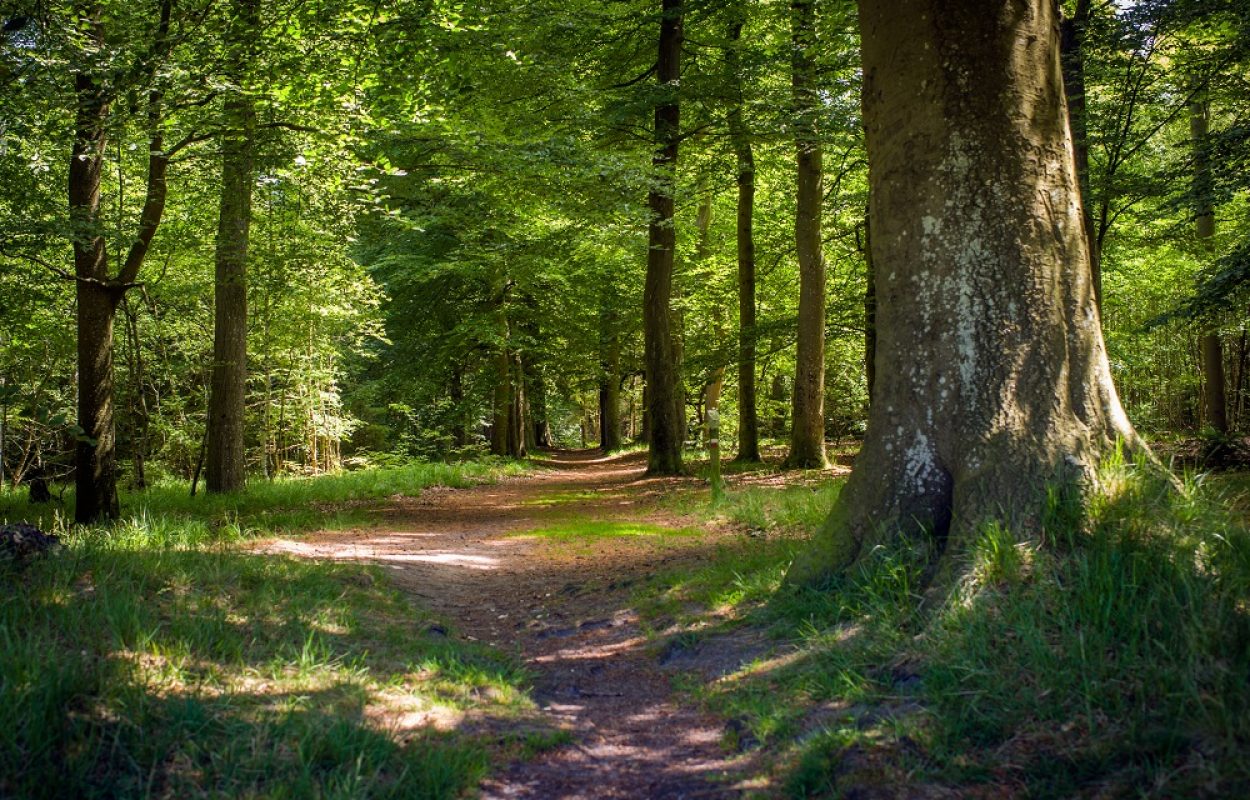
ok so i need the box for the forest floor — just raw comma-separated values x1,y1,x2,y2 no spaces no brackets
263,449,782,799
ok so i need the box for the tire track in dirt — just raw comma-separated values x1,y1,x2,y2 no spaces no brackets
266,449,761,799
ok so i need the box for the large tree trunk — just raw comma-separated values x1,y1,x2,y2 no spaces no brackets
1060,0,1100,311
783,0,828,470
206,0,258,493
727,15,760,463
643,0,684,475
789,0,1142,586
1191,96,1228,434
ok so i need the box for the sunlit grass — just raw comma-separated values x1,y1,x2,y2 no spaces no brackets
640,460,1250,797
0,459,545,799
0,459,526,535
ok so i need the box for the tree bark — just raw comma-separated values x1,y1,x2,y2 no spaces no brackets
863,210,877,403
206,0,258,493
1060,0,1100,312
727,15,760,463
783,0,828,470
789,0,1142,587
643,0,684,474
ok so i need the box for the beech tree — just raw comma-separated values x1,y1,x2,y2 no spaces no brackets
783,0,828,470
643,0,684,475
205,0,259,493
789,0,1143,585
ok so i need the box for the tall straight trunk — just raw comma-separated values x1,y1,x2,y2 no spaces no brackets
600,304,623,452
727,16,760,462
207,0,258,492
790,0,1142,587
1060,0,1100,311
449,363,467,448
71,2,172,523
1191,96,1227,434
509,353,527,458
491,346,511,457
784,0,828,469
643,0,684,475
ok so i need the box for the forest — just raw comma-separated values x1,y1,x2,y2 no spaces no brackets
1,0,1249,797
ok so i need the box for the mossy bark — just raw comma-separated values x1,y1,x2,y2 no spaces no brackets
788,0,1142,586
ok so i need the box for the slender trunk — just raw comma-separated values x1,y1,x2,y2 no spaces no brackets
1060,0,1100,311
450,364,467,448
784,0,828,469
1191,96,1227,434
727,16,760,462
207,0,258,492
600,305,623,452
642,0,684,474
122,297,149,488
509,352,527,458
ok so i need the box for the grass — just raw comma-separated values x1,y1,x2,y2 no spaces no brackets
1,459,546,799
642,459,1250,797
1,459,525,534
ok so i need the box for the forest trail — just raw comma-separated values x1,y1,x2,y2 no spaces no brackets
266,450,760,799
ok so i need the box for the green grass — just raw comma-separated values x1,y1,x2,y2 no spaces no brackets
1,459,525,534
641,462,1250,797
0,459,543,799
512,519,698,541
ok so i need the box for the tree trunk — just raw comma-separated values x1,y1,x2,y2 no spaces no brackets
1060,0,1100,312
491,346,511,457
1191,96,1228,434
727,16,760,463
71,2,172,522
784,0,828,470
509,352,527,458
450,364,467,448
206,0,258,493
643,0,684,475
789,0,1142,587
600,311,623,453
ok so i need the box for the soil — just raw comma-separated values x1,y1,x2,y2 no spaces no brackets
265,449,769,798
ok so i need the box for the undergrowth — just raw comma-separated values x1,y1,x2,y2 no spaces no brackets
0,459,542,799
644,459,1250,798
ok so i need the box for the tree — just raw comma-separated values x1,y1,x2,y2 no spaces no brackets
725,5,761,463
69,0,178,522
783,0,828,470
643,0,684,475
789,0,1143,586
206,0,259,493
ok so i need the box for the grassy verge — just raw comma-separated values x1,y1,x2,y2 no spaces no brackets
643,461,1250,797
1,459,525,533
1,460,544,799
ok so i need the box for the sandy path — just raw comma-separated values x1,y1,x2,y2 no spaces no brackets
266,450,758,799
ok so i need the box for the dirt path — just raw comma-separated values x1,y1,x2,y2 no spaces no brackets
267,450,760,799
